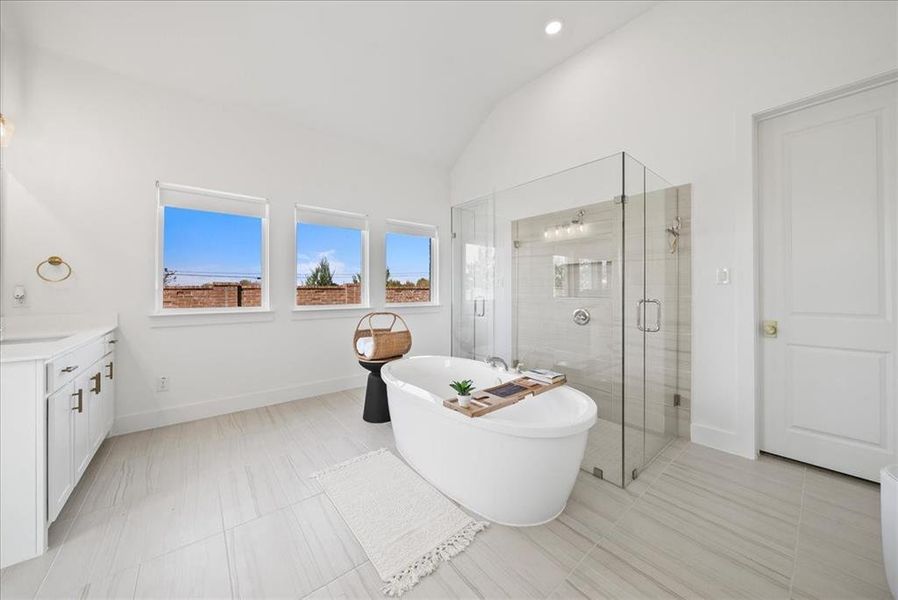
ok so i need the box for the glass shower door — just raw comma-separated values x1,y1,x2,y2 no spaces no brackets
643,171,681,465
451,195,495,360
623,157,678,485
622,154,647,486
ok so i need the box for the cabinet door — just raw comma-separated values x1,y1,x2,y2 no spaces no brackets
103,355,115,434
87,361,105,452
47,384,75,523
72,372,91,479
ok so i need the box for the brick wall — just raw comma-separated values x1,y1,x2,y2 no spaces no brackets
163,282,431,308
385,286,431,303
163,282,262,309
297,284,362,305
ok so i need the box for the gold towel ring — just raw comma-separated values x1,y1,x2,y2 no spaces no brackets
36,256,72,282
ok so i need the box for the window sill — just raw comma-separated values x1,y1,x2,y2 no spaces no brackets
384,302,443,313
291,305,372,320
149,308,275,328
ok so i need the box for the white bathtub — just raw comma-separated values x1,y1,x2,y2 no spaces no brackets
382,356,597,526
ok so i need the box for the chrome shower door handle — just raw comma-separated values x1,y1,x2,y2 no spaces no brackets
636,299,646,332
646,299,662,333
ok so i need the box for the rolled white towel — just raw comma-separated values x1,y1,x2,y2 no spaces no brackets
356,336,375,358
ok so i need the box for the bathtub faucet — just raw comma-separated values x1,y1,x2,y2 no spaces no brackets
484,356,509,371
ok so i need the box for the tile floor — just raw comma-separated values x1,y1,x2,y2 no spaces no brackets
582,418,673,487
0,389,889,599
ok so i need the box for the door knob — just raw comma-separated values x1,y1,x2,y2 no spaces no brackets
762,320,778,338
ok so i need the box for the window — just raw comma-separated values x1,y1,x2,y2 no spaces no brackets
553,256,611,298
296,206,369,308
385,219,438,305
156,182,269,312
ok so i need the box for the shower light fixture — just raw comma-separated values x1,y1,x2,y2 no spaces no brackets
544,20,563,36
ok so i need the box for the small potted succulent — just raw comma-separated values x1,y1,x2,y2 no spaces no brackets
450,379,475,407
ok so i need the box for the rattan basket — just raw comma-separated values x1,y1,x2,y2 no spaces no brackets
353,312,412,362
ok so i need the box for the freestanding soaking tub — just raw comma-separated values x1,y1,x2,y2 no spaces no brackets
382,356,597,526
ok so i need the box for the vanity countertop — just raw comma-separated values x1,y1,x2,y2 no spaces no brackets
0,314,118,363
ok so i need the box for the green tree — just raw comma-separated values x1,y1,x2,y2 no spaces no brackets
416,277,429,288
305,257,335,286
386,267,400,288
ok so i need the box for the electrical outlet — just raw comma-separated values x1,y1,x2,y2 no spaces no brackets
156,376,169,392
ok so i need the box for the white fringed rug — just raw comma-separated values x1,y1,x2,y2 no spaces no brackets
312,448,488,596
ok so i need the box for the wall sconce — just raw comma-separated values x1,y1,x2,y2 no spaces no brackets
0,113,15,148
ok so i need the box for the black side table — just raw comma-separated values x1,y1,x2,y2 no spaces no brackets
357,359,394,423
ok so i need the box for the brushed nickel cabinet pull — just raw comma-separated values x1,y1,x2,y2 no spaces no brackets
61,365,78,373
71,389,83,413
106,361,114,380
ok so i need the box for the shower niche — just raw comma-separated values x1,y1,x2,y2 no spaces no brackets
451,152,691,488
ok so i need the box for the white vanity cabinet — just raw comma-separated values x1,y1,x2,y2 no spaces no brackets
47,384,75,523
0,326,117,568
46,343,116,523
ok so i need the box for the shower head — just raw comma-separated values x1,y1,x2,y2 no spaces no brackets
666,216,682,254
665,216,681,236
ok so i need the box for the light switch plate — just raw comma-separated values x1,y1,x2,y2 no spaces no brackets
12,284,27,307
716,268,730,285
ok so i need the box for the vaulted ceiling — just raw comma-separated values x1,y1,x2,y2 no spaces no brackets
1,1,656,167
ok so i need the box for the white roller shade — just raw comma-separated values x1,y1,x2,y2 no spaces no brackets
158,182,268,219
386,218,438,238
296,205,368,231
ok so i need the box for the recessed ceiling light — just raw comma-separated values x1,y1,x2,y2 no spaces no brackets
544,20,563,36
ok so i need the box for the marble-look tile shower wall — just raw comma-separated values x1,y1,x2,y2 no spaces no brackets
512,185,691,441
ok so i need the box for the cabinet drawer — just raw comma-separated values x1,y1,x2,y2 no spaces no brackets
103,332,118,355
47,351,80,393
47,339,106,393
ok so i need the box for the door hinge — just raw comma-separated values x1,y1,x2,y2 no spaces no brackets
592,467,604,480
673,393,681,407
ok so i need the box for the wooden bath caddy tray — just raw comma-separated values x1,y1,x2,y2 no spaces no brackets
443,376,567,418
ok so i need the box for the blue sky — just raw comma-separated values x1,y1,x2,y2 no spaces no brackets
296,223,361,284
163,207,261,285
296,227,431,284
163,207,431,286
385,232,431,283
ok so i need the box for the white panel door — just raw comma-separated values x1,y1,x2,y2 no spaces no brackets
72,371,92,479
87,360,105,452
759,80,897,481
103,355,115,433
47,384,74,523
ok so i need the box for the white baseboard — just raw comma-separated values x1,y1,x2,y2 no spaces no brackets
690,422,757,460
112,373,368,436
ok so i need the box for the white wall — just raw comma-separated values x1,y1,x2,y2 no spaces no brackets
451,1,898,458
0,43,450,433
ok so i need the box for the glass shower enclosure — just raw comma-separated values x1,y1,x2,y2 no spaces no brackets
451,152,690,487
